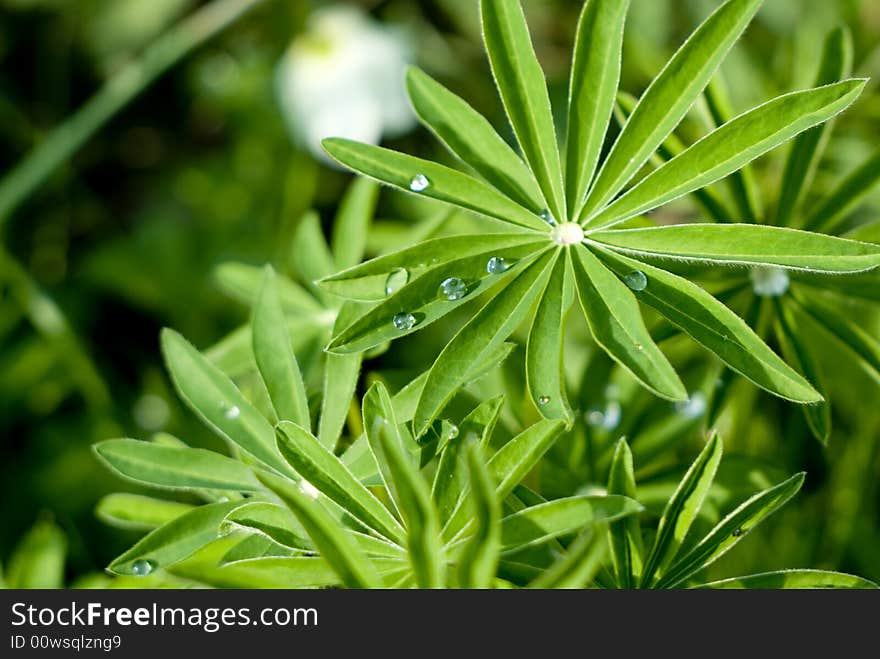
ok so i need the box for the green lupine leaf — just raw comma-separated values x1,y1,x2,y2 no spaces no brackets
641,433,723,587
406,67,543,212
526,252,573,420
593,223,880,273
530,526,607,589
657,472,805,588
457,446,501,589
805,148,880,233
607,438,643,588
565,0,630,214
327,242,547,354
697,570,878,590
96,494,194,531
319,234,544,302
500,495,643,554
581,0,764,219
223,502,311,551
94,439,261,492
323,138,548,232
6,519,66,589
275,421,405,544
331,178,378,270
480,0,565,221
108,500,246,576
317,349,362,450
214,262,321,314
593,248,822,403
258,472,381,589
589,80,866,229
220,535,298,565
160,329,291,475
253,267,311,429
776,27,853,227
291,210,336,291
414,249,557,437
570,245,687,401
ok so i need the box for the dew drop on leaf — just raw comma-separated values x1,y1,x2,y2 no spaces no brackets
392,312,416,331
486,256,507,275
635,343,644,351
732,528,744,537
439,277,467,301
385,267,409,296
538,396,551,406
224,405,241,420
409,174,430,192
623,270,648,292
444,421,459,440
131,559,155,576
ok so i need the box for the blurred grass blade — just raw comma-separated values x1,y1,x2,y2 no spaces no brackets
253,267,311,429
776,27,853,227
581,0,764,220
526,251,573,420
414,249,557,437
94,439,261,492
658,473,805,588
480,0,566,221
291,211,336,303
696,570,878,589
530,527,607,589
6,518,66,589
594,248,822,403
323,138,548,231
589,80,866,229
457,446,501,589
223,502,311,551
570,245,687,401
406,67,544,212
160,329,290,475
258,473,381,588
607,438,643,588
215,262,321,313
275,421,405,544
96,494,194,532
331,179,378,270
108,500,245,576
593,223,880,273
566,0,629,214
805,148,880,233
641,433,723,588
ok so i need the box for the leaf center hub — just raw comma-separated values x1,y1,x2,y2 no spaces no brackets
550,222,585,246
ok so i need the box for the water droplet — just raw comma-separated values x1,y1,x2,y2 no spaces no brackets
300,480,320,500
635,343,644,351
385,268,409,296
409,174,430,192
486,256,508,275
732,527,743,537
439,277,468,301
217,496,230,503
586,401,622,431
131,559,154,576
538,396,551,406
623,270,648,292
392,312,416,331
750,266,790,297
444,421,459,440
675,392,707,419
540,209,557,227
224,405,241,420
550,222,585,246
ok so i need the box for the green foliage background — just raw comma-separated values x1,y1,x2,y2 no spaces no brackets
0,0,878,586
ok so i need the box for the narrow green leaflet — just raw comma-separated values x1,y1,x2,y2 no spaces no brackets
776,27,853,227
640,433,723,587
589,80,866,229
160,330,290,475
500,495,642,554
565,0,630,214
214,263,321,314
94,439,261,492
291,211,337,291
530,527,607,589
593,223,880,273
594,248,822,403
253,267,311,428
96,494,194,531
406,68,543,212
607,439,643,588
220,535,298,565
414,249,557,437
581,0,764,219
526,251,573,420
323,138,547,232
108,500,245,576
258,473,381,589
481,0,566,221
457,446,501,589
805,148,880,232
570,245,687,401
657,473,805,588
5,519,66,589
275,421,405,544
698,570,878,590
317,350,361,450
331,178,378,270
223,502,311,551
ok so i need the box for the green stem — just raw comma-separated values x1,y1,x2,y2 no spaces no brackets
0,0,265,231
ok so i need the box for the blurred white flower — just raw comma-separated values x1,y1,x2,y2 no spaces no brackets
276,6,416,162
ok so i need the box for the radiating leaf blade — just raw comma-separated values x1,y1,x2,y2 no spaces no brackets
697,570,878,590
